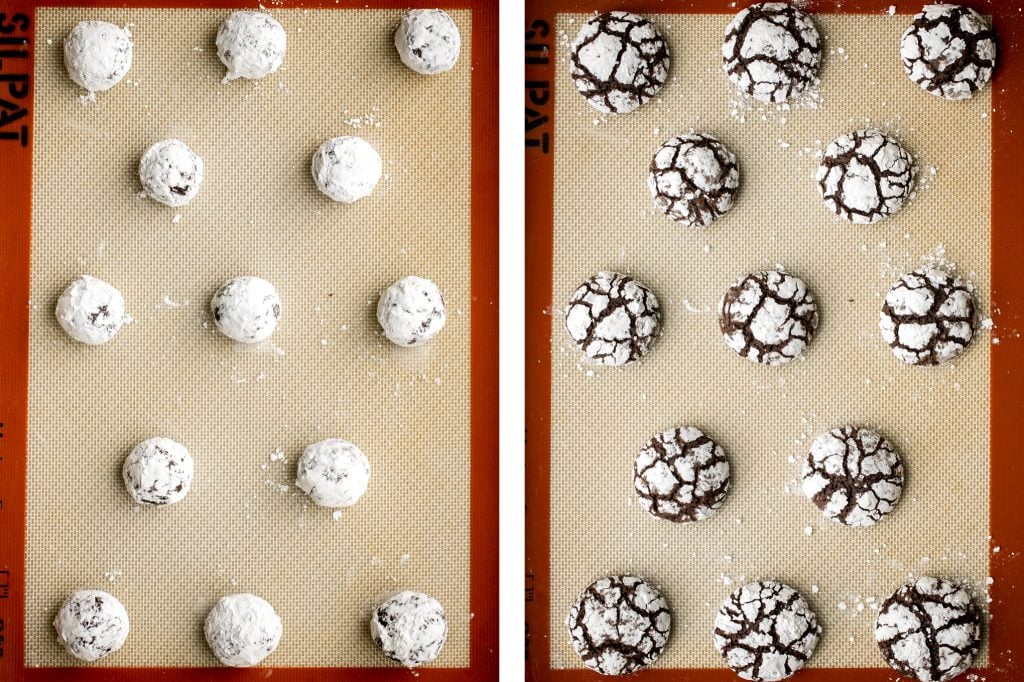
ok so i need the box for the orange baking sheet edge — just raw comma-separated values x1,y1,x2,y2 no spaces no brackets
0,0,498,680
524,1,1024,681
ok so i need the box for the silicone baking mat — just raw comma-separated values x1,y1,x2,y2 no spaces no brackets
0,1,497,679
525,1,1024,680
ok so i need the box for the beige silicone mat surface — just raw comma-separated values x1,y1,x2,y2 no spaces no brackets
549,12,992,670
26,7,471,668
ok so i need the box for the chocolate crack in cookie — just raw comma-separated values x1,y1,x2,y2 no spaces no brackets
801,426,904,527
569,11,669,114
565,271,661,366
875,576,981,682
719,270,818,366
901,4,997,101
816,128,916,224
714,580,820,681
880,267,976,366
722,2,821,104
648,133,740,228
634,426,731,522
567,575,671,675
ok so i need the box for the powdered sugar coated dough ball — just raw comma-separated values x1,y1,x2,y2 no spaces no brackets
395,10,461,75
56,275,125,345
54,590,129,662
217,11,287,82
123,437,194,506
371,591,448,667
295,438,370,508
311,136,382,203
63,21,132,93
377,276,447,347
139,139,204,207
210,276,282,344
204,593,282,667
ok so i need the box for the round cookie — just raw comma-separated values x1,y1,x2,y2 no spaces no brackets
63,21,133,94
647,133,740,228
210,276,282,344
634,426,731,522
714,580,820,681
56,275,125,346
310,136,382,203
123,437,195,507
875,577,981,682
394,9,461,75
816,128,916,224
216,11,287,82
139,139,204,208
901,5,997,101
718,270,818,366
53,589,129,662
568,11,669,115
565,271,661,366
801,426,904,527
204,593,282,667
722,3,821,104
370,591,448,667
566,575,671,675
295,438,370,508
879,267,976,366
377,276,446,346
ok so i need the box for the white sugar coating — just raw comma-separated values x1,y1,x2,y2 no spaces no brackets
138,139,204,208
216,11,286,82
53,590,129,662
56,275,125,345
210,276,282,344
816,129,915,224
370,591,448,667
63,21,132,93
311,136,382,203
880,267,976,366
565,271,661,366
295,438,370,508
122,437,194,506
204,593,282,667
394,9,461,75
648,133,740,228
901,5,997,100
377,275,447,346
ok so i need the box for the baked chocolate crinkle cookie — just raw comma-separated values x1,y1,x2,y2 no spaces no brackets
801,426,903,527
880,267,976,366
567,575,671,675
817,128,916,224
719,270,818,366
901,4,997,101
648,133,740,228
634,426,731,522
565,271,661,366
714,580,820,681
569,11,669,115
722,2,821,104
875,576,981,682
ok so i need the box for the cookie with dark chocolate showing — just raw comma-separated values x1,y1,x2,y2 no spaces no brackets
879,267,976,366
565,271,661,366
816,128,916,224
901,4,997,101
648,133,740,228
634,426,731,522
719,270,818,366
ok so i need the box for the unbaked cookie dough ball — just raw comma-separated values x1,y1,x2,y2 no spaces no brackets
377,276,446,347
901,5,997,101
139,139,204,208
371,591,448,667
123,437,194,507
648,133,739,228
395,10,461,75
722,3,821,104
880,267,976,366
54,589,129,662
311,136,382,203
569,11,670,115
816,128,916,224
565,271,661,366
295,438,370,508
634,426,731,523
210,276,282,344
56,275,125,345
719,270,818,366
63,21,132,94
217,11,286,82
204,593,282,667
